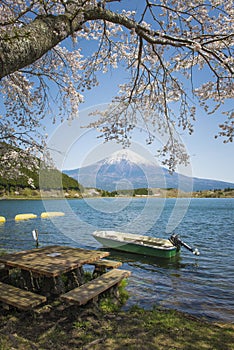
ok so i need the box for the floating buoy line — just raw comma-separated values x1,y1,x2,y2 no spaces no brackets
0,212,65,222
0,216,6,223
15,213,37,221
41,211,65,218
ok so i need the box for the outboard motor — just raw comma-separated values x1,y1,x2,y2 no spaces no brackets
170,233,200,255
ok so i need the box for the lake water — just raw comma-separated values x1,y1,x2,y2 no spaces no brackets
0,197,233,323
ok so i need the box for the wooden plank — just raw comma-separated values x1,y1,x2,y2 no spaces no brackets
0,246,110,277
0,282,46,310
60,269,131,306
91,259,122,269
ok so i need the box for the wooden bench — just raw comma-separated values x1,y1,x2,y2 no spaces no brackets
90,259,123,277
91,259,122,269
0,282,47,310
60,269,131,306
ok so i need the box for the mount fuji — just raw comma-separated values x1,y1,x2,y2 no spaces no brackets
63,150,234,192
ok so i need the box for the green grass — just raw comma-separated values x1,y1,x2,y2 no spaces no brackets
0,304,233,350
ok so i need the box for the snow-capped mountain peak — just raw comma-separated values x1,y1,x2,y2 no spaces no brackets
104,149,154,166
63,149,234,192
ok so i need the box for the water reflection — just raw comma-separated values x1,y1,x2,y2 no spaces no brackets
100,248,181,267
100,248,199,270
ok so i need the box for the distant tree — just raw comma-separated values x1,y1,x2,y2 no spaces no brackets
134,188,149,196
224,187,232,192
0,163,81,191
0,0,233,178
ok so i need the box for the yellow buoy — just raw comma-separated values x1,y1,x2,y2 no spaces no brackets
0,216,6,223
41,211,65,218
15,213,37,221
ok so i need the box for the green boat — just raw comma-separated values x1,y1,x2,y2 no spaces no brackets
92,231,180,258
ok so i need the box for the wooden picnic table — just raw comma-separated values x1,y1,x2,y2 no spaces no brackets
0,245,110,297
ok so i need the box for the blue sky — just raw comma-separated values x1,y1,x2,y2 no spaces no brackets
44,3,234,184
46,59,234,184
3,1,233,184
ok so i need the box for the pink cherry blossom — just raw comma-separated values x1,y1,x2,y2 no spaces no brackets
0,0,233,178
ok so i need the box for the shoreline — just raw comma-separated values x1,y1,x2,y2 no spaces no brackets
0,303,233,349
1,186,234,200
1,197,234,201
0,189,234,201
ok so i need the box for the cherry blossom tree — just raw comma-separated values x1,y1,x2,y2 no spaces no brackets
0,0,233,179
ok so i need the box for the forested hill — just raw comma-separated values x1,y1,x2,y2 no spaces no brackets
0,166,82,193
0,142,82,198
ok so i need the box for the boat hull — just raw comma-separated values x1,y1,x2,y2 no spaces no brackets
93,231,180,258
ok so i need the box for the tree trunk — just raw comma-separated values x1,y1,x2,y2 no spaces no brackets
0,15,72,78
0,6,164,79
